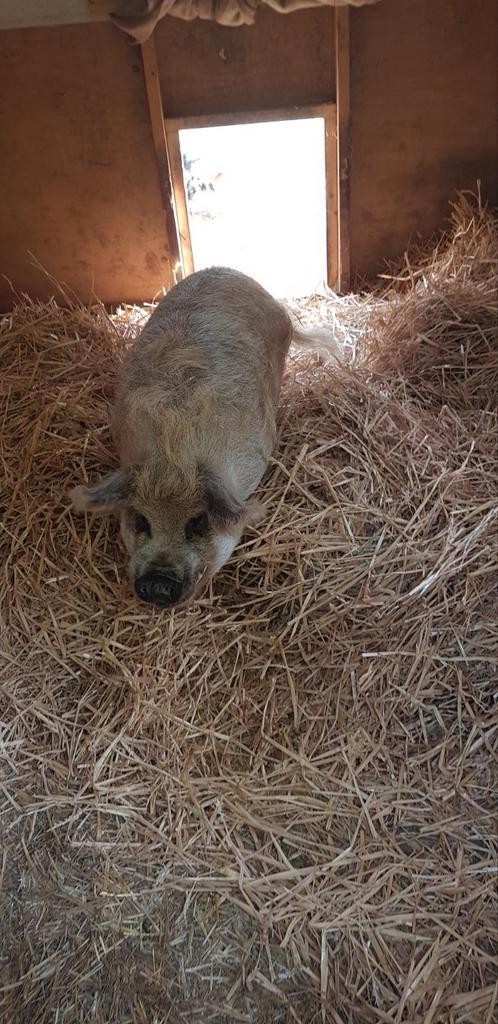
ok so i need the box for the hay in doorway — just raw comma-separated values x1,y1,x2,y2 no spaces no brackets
1,193,497,1023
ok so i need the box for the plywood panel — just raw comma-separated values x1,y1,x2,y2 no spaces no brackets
350,0,498,281
0,23,172,309
0,0,113,30
155,7,336,118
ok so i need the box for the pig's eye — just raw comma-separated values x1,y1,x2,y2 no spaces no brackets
133,512,151,537
185,512,209,541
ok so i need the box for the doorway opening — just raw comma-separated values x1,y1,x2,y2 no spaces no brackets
174,115,331,299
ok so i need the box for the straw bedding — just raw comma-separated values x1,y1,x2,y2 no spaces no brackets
1,194,497,1023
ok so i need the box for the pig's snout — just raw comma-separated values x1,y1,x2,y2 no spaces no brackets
135,569,183,608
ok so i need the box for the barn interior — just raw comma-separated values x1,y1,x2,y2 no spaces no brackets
1,2,497,1022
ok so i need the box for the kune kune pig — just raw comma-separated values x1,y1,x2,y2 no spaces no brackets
71,267,339,609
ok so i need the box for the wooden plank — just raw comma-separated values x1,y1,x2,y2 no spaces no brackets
0,23,173,309
324,109,339,290
0,0,114,30
349,0,498,281
164,126,195,277
334,6,351,292
141,36,182,284
156,7,336,119
166,103,335,133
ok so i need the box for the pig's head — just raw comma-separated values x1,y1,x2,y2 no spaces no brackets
70,461,258,608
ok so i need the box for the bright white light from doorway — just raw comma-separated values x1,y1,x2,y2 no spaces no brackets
179,118,327,299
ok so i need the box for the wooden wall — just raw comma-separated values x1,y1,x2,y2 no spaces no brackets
349,0,498,282
0,23,172,310
155,7,336,117
0,1,496,306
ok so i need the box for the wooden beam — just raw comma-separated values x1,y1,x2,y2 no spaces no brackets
164,124,195,277
140,36,183,286
0,0,114,30
166,103,336,133
334,6,351,292
324,109,339,290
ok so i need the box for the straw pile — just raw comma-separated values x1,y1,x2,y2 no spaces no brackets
1,193,497,1024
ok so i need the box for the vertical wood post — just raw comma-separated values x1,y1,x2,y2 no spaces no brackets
335,7,351,292
141,35,183,286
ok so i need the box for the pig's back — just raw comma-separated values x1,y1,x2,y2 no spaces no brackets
120,267,292,411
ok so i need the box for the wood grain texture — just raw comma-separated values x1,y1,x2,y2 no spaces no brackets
334,6,350,291
349,0,498,282
323,110,339,290
0,0,113,30
164,125,195,276
0,22,172,309
165,104,335,131
155,6,336,118
141,36,182,282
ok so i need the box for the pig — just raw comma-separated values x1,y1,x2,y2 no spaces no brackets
70,267,339,608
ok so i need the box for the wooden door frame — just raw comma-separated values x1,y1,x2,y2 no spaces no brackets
141,37,183,286
334,7,351,292
164,102,339,289
141,21,351,293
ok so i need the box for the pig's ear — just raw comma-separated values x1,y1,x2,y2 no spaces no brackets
201,466,246,526
69,469,132,514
